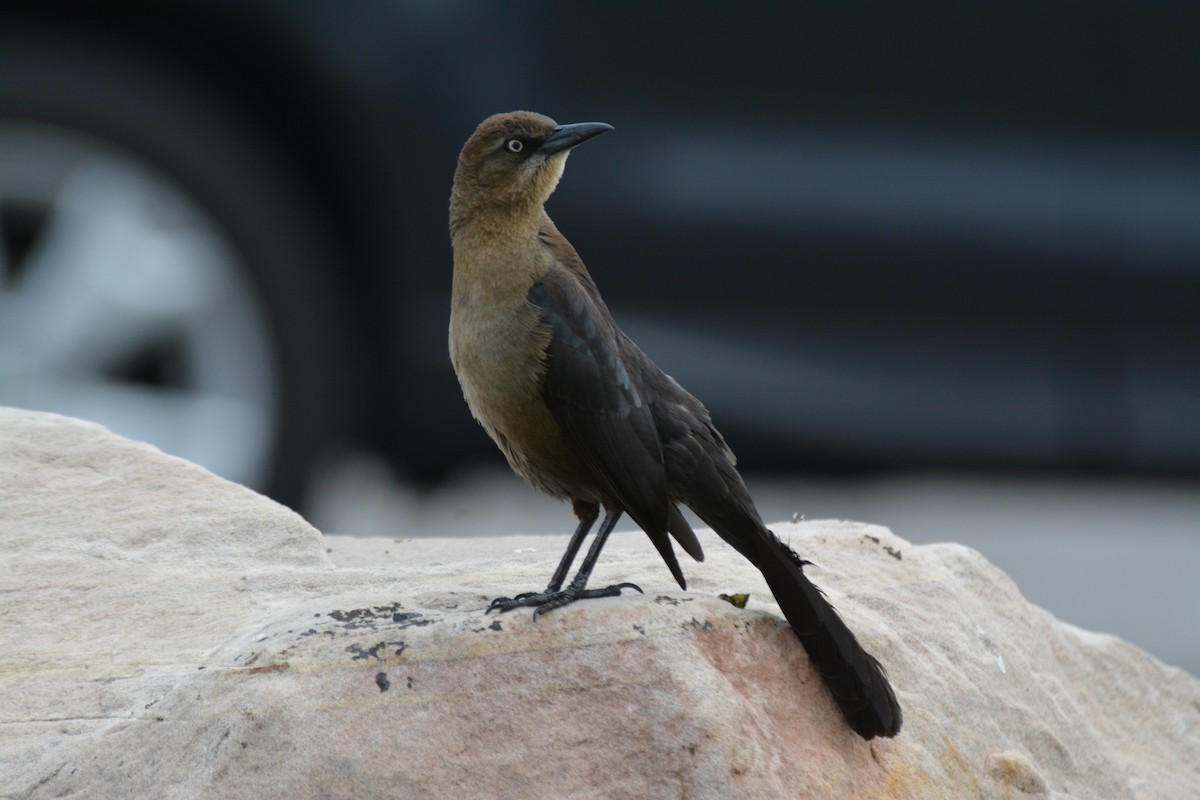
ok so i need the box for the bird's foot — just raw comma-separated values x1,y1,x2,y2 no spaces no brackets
487,582,642,620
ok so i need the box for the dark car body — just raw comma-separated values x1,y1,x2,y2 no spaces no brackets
2,1,1197,506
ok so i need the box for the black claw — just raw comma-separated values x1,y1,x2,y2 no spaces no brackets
488,590,549,612
530,598,566,621
490,596,542,614
486,582,642,620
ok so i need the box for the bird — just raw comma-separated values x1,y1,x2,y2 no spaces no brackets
448,111,901,739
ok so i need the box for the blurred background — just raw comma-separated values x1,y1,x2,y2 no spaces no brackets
1,2,1196,672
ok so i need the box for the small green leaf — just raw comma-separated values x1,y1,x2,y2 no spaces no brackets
718,592,750,609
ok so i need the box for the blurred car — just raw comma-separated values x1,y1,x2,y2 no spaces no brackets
2,1,1197,509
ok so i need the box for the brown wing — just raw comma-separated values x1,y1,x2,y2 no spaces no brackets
528,263,702,588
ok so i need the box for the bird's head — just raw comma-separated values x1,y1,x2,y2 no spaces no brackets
450,111,612,228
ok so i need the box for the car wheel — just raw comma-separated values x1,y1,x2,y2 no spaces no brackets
0,27,354,508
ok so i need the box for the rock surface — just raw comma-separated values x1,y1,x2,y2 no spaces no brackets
1,407,1197,799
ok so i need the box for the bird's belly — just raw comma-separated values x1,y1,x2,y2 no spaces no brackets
450,304,595,501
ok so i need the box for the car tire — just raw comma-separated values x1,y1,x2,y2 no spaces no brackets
0,25,355,508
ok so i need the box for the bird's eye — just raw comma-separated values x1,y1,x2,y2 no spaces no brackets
505,138,524,153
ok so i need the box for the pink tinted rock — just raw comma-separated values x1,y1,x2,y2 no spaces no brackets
2,408,1197,799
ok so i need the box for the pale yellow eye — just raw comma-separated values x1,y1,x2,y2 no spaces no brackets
505,138,524,153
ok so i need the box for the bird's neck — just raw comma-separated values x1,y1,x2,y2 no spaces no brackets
450,203,539,245
450,206,554,306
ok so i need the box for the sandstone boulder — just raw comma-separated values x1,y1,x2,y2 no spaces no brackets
1,408,1196,799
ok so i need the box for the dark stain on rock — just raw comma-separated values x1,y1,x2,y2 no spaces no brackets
864,534,902,560
329,602,406,624
392,611,435,629
346,640,407,662
375,671,390,692
346,642,388,661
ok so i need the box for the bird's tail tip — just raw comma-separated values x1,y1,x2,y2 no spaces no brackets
753,530,903,739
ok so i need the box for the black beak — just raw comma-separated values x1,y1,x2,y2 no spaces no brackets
539,122,614,156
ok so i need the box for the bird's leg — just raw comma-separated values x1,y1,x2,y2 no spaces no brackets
488,511,642,617
491,503,597,608
558,510,629,594
546,501,600,592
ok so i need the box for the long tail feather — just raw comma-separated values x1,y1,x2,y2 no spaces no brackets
748,529,902,739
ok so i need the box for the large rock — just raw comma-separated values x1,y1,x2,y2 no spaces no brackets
1,407,1196,799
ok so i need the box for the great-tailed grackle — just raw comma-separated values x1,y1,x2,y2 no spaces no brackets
448,111,902,739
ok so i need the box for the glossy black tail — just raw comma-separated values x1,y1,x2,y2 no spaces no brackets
747,528,902,739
